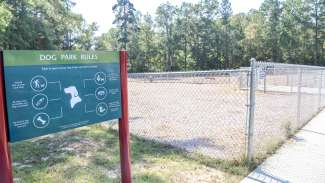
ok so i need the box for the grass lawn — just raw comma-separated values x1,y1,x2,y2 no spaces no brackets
11,124,250,183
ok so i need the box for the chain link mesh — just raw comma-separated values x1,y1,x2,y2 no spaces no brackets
128,70,249,160
126,61,325,161
253,62,325,157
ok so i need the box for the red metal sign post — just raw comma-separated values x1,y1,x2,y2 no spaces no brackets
0,50,13,183
119,50,132,183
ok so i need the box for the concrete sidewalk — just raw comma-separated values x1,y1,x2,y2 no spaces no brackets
241,110,325,183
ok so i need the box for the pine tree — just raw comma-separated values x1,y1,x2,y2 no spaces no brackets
261,0,282,62
307,0,325,65
220,0,233,68
156,2,176,71
112,0,138,49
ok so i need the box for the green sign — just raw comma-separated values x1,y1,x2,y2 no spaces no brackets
3,51,122,142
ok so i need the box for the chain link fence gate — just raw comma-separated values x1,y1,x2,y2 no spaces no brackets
250,61,325,160
125,59,325,162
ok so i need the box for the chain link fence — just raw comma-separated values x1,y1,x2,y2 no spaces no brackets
252,61,325,158
126,60,325,161
128,70,249,160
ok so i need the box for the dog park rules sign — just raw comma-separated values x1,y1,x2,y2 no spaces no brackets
3,51,122,142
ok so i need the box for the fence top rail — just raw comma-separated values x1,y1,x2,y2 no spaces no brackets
128,69,250,78
255,61,325,70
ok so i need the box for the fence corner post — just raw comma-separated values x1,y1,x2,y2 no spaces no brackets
246,58,256,164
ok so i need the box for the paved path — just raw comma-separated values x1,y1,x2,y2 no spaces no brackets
241,110,325,183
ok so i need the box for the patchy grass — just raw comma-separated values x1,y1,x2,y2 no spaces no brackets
11,124,250,183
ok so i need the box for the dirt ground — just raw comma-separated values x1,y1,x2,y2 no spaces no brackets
127,74,323,160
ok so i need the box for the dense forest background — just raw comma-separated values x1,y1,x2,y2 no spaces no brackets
0,0,324,72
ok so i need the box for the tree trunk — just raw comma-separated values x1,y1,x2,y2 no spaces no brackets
314,0,320,65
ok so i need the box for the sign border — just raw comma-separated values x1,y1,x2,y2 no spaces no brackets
0,50,132,183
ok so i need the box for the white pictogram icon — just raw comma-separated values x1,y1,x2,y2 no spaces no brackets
64,86,82,109
95,87,108,100
94,72,107,85
33,113,50,128
30,75,47,92
96,102,108,116
32,93,48,110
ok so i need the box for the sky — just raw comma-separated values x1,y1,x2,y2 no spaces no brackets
72,0,263,35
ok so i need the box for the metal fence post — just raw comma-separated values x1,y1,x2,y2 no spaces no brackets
321,72,325,107
247,58,256,163
297,69,303,124
246,71,250,89
318,70,323,111
239,72,243,89
286,72,289,86
290,71,294,93
255,68,260,90
264,68,267,93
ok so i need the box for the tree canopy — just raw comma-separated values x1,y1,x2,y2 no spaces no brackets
0,0,97,50
1,0,324,72
101,0,325,72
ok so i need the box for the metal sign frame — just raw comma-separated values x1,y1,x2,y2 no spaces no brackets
0,50,132,183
